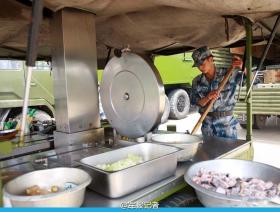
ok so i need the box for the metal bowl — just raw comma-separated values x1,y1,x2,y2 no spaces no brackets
3,167,92,207
151,133,202,162
184,159,280,207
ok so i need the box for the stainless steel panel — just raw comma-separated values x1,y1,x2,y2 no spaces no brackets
54,128,104,148
51,8,100,133
79,143,180,198
100,53,165,138
0,140,51,161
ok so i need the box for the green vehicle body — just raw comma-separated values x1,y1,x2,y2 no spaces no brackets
234,83,280,129
97,53,199,87
154,53,200,87
0,60,55,119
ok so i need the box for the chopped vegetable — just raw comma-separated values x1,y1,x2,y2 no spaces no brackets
96,154,144,171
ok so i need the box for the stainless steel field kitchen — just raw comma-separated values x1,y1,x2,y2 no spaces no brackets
78,143,180,198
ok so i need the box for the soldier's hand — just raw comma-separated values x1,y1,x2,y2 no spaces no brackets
207,90,220,101
231,56,243,70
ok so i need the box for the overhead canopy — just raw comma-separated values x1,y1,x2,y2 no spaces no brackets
1,0,280,66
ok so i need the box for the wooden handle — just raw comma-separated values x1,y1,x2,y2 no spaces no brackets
191,67,235,135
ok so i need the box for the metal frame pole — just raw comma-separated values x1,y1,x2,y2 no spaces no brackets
245,15,280,100
245,19,253,141
0,170,2,206
19,0,43,144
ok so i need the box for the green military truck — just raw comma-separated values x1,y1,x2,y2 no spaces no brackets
0,60,54,132
235,65,280,129
154,53,200,121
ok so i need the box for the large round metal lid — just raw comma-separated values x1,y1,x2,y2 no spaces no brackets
100,52,165,138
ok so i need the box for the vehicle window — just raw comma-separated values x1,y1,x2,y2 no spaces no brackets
0,60,22,71
33,61,51,71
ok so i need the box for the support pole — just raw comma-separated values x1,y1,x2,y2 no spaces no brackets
245,19,253,141
245,15,280,100
19,0,43,144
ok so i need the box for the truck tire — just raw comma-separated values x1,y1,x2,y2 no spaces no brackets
240,123,247,129
253,114,267,129
161,95,170,124
168,89,190,120
239,115,267,129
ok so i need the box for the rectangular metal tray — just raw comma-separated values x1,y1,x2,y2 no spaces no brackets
78,143,180,198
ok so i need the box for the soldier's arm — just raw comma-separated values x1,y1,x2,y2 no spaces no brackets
191,76,220,107
197,90,220,107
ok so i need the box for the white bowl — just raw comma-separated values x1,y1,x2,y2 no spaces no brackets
3,167,91,207
151,133,202,161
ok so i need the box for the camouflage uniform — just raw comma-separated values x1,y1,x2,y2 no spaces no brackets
191,67,243,140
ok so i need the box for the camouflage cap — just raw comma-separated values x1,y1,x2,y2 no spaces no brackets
192,46,212,67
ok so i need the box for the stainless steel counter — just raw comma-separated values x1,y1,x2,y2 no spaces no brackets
1,136,251,207
0,134,53,161
83,138,251,207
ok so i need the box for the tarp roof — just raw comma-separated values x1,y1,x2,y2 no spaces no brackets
1,0,280,66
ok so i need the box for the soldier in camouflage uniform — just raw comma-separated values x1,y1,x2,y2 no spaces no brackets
191,46,245,140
